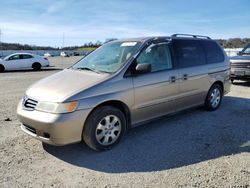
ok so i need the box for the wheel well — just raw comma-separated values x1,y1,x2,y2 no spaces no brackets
88,100,131,129
212,81,224,93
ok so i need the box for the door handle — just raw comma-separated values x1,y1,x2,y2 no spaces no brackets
170,76,176,83
183,74,188,80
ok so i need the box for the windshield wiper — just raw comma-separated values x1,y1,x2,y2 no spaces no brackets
75,67,101,74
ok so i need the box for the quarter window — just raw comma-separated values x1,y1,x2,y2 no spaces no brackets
200,41,224,63
136,43,173,72
173,39,206,68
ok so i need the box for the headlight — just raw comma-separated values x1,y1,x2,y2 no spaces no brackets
35,101,78,113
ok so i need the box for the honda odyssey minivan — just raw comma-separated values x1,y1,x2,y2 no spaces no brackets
17,34,231,151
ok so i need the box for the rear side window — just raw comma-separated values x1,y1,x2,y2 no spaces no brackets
173,39,205,68
200,41,225,63
22,54,33,59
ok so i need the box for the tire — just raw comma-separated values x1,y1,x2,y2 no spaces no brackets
204,84,223,111
0,64,5,72
32,63,41,71
83,106,127,151
231,79,234,84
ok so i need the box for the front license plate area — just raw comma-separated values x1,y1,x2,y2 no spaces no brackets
234,71,245,76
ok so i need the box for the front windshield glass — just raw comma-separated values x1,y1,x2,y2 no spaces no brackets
72,41,142,73
242,46,250,54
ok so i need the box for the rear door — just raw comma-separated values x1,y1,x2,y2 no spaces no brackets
172,39,210,110
131,41,179,124
22,54,34,68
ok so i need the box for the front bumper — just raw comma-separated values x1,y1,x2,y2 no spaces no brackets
230,68,250,80
17,101,91,145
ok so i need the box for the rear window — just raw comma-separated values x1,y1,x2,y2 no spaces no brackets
173,39,206,68
200,40,225,64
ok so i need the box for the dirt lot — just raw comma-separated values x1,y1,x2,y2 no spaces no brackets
0,56,249,187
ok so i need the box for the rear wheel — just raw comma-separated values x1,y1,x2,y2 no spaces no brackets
32,63,41,71
83,106,127,151
231,79,234,84
204,84,223,111
0,64,5,72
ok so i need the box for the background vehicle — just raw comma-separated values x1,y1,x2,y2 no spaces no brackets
17,34,230,151
44,52,53,57
230,43,250,83
60,51,70,57
73,52,80,56
0,53,49,72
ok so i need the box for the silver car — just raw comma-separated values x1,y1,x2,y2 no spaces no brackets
17,34,231,151
230,43,250,82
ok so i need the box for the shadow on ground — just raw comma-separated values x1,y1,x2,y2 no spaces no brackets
232,81,250,87
43,96,250,173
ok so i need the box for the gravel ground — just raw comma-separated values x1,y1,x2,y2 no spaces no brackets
0,56,249,187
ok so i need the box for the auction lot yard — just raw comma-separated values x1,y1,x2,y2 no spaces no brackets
0,56,249,187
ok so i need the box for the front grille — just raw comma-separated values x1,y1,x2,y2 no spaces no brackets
23,97,38,110
231,62,250,68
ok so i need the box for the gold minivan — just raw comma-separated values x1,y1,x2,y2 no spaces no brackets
17,34,231,151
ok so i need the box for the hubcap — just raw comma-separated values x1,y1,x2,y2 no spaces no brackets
95,115,121,146
210,88,221,108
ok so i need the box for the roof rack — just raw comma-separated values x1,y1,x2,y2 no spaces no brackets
171,34,211,39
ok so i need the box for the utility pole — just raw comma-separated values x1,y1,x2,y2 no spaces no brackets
0,29,2,58
63,33,64,48
61,32,65,69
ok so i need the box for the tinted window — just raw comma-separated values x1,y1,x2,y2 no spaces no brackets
22,54,33,59
136,43,172,72
173,39,205,68
200,41,224,63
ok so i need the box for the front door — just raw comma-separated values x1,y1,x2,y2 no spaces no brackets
5,54,26,69
131,41,178,124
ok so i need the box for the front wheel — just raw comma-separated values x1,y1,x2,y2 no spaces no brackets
83,106,127,151
204,84,223,111
0,64,5,72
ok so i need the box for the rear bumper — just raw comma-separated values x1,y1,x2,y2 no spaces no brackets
17,101,91,145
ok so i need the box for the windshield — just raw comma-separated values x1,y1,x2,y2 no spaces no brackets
72,41,142,73
242,45,250,54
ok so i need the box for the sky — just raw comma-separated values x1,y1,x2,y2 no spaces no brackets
0,0,249,47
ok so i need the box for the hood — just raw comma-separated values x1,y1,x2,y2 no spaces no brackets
26,69,109,102
230,55,250,62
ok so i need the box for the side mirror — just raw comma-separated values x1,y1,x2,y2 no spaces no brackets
237,51,243,56
135,63,151,74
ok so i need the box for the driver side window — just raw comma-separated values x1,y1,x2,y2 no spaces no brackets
9,55,20,61
136,43,173,72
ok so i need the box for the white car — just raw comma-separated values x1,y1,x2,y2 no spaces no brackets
0,53,50,72
60,51,70,57
44,52,53,57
